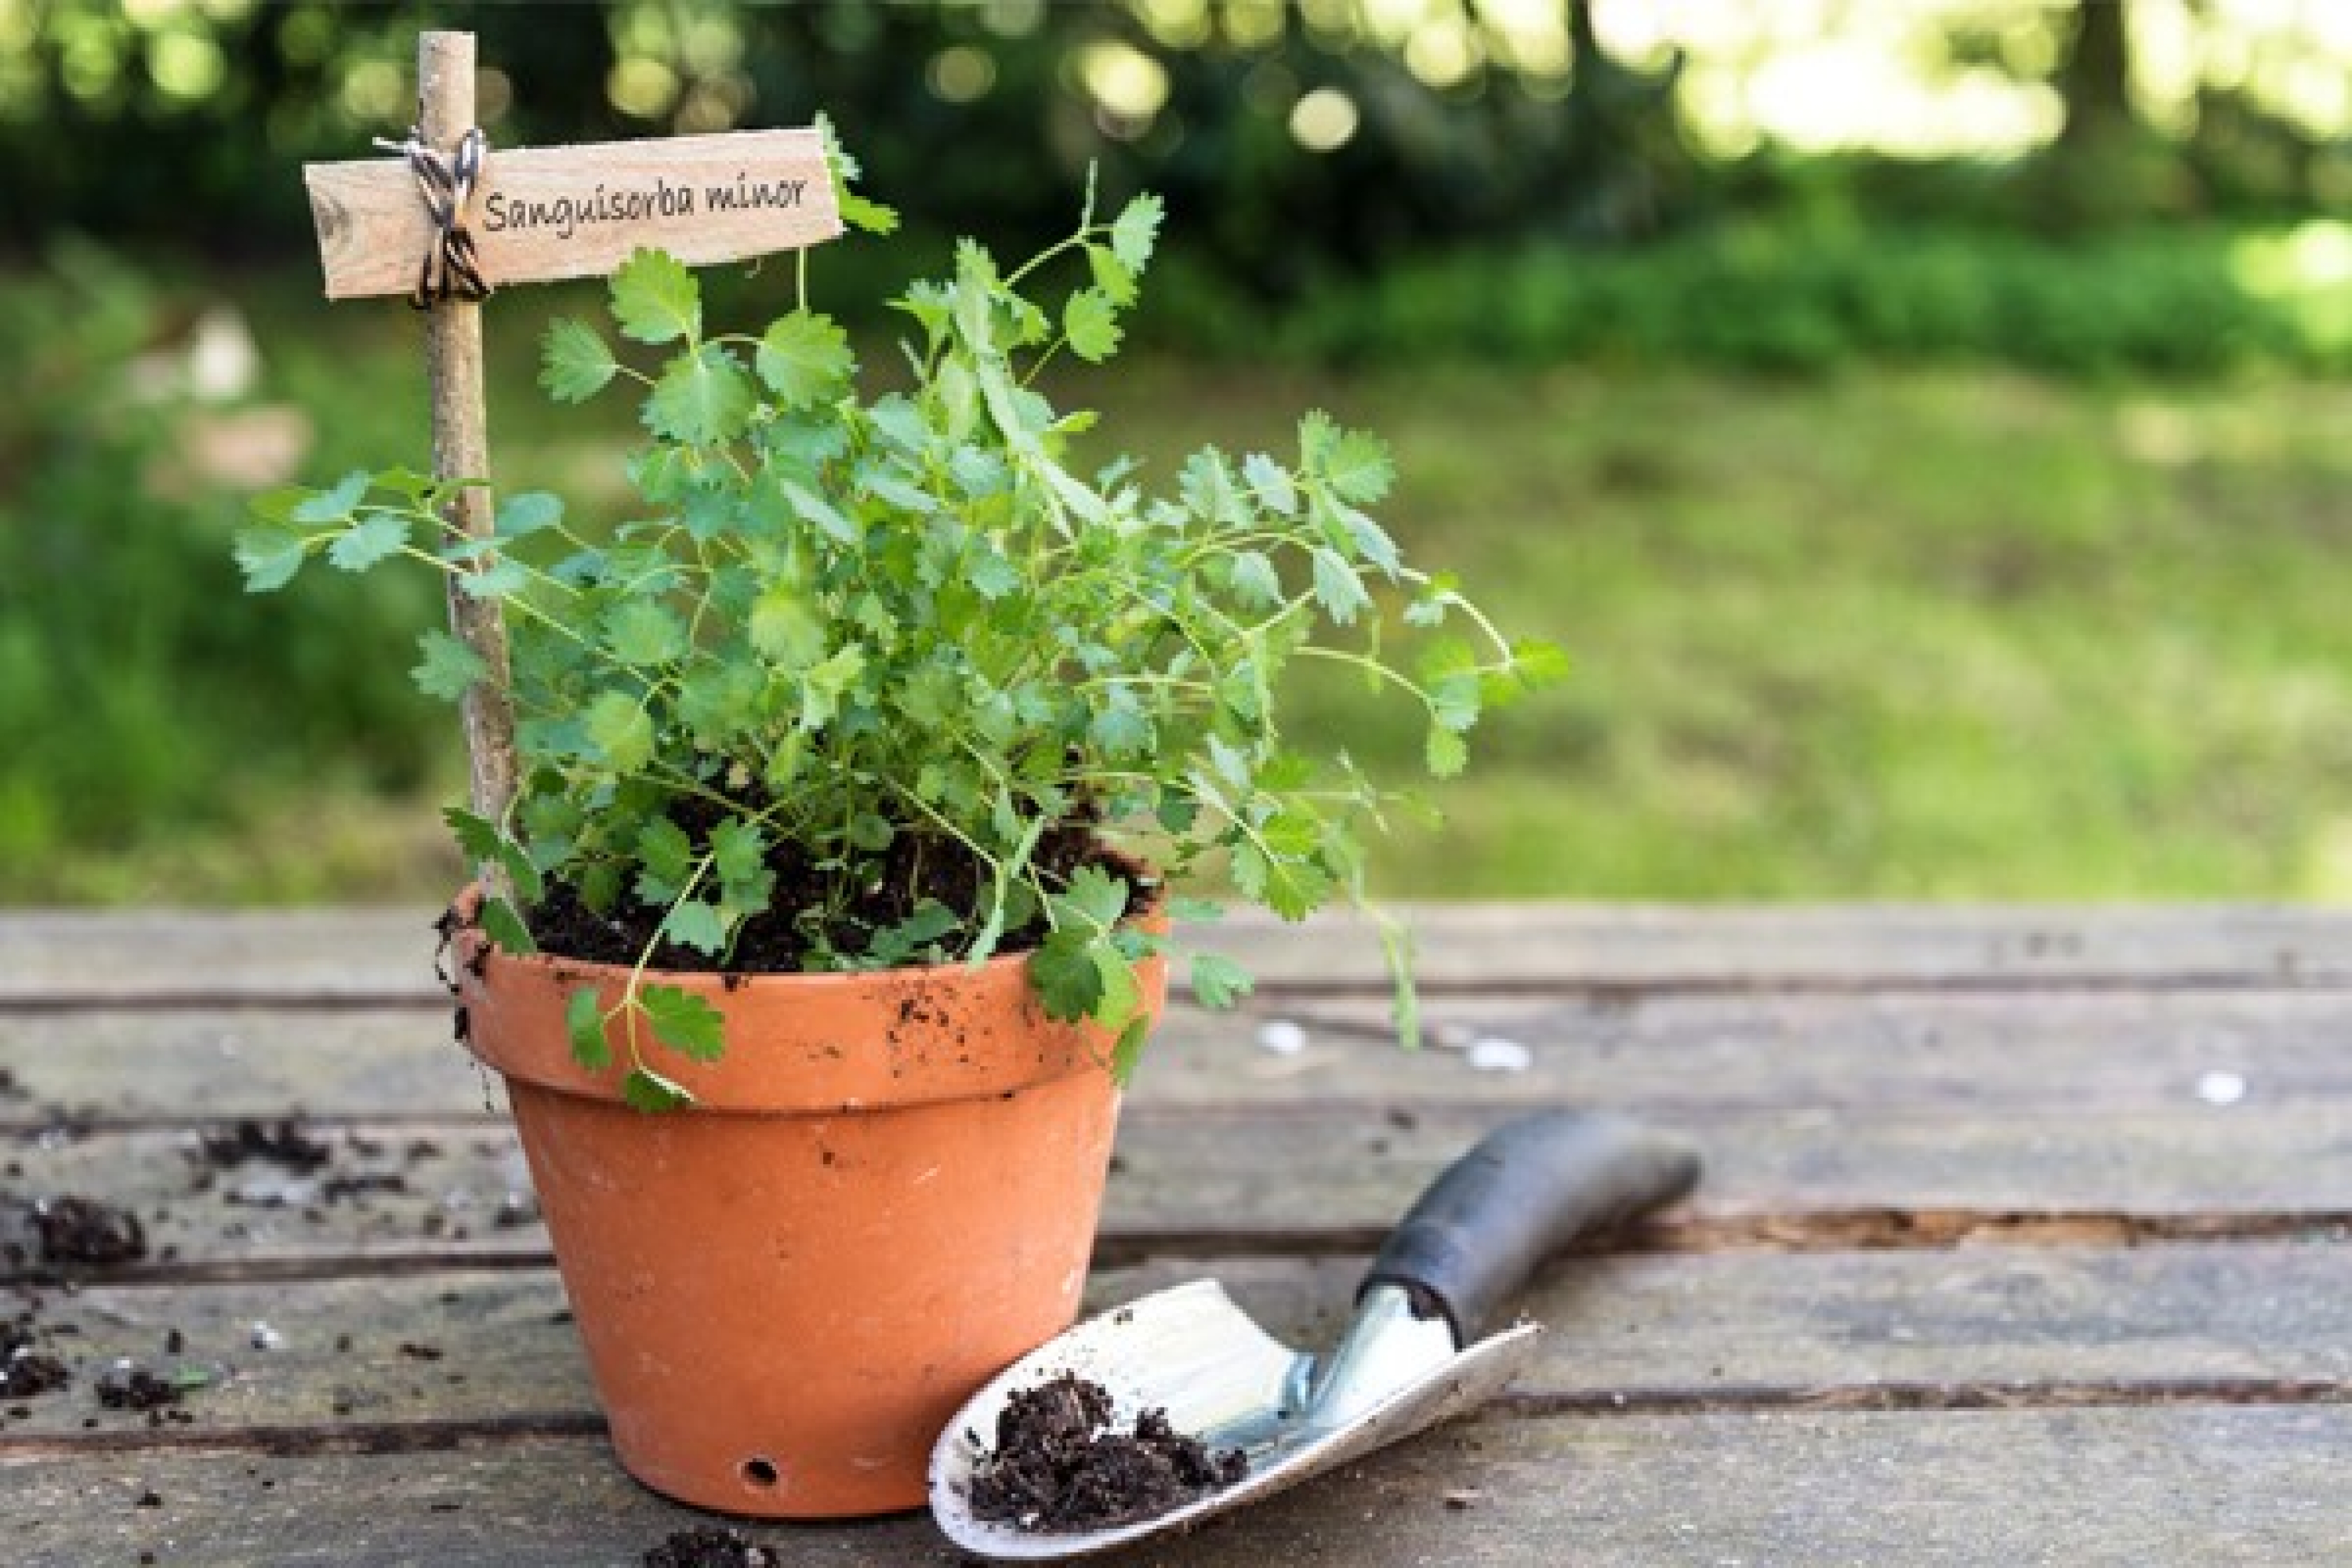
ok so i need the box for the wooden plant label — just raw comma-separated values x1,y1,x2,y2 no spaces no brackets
298,29,855,856
306,127,844,300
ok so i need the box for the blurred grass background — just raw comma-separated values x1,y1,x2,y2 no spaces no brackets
8,1,2352,904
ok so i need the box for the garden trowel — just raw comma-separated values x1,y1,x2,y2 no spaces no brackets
930,1109,1700,1559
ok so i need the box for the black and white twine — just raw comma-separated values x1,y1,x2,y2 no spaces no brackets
372,124,493,309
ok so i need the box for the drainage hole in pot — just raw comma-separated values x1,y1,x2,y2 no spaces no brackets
741,1457,780,1489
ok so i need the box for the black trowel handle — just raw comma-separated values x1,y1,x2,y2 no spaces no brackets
1362,1111,1700,1345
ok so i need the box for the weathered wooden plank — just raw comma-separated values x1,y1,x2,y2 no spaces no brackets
6,1244,2345,1446
8,906,2352,1004
9,1405,2350,1565
8,1107,2352,1279
1104,1103,2352,1232
8,987,2348,1126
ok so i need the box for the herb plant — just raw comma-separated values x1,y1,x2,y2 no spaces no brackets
240,155,1560,1109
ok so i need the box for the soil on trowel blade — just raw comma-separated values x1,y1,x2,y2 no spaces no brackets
967,1371,1247,1533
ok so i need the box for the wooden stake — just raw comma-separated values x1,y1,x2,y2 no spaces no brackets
416,31,520,871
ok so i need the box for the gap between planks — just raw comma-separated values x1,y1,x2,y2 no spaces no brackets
13,972,2352,1015
6,1377,2348,1466
10,1208,2348,1294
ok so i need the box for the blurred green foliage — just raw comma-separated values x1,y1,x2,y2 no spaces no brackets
1152,220,2352,374
8,2,2352,903
0,246,446,897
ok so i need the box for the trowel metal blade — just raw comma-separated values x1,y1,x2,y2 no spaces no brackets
928,1279,1539,1562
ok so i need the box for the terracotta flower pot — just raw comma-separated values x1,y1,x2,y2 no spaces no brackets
451,893,1161,1518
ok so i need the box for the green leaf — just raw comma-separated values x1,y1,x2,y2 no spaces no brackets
635,815,695,902
755,311,854,408
1029,932,1104,1023
1310,549,1371,624
781,479,858,547
1189,953,1254,1009
496,491,564,539
662,900,729,956
646,343,756,446
1315,419,1394,505
1088,689,1152,759
1425,724,1469,778
1227,550,1281,609
966,549,1021,601
1086,244,1136,306
1060,864,1130,932
622,1065,696,1113
1063,288,1121,363
749,585,827,671
610,248,700,344
839,192,900,235
458,558,530,601
293,470,370,525
232,526,307,592
477,895,538,955
541,318,620,403
1512,637,1572,687
1242,453,1297,516
799,643,867,729
566,987,612,1071
326,510,408,572
640,984,726,1063
603,599,687,667
584,691,655,773
442,806,543,903
1109,191,1164,272
847,811,895,852
710,816,769,892
412,628,487,701
1110,1011,1152,1088
1375,912,1422,1051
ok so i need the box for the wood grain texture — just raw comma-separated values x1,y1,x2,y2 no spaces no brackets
306,127,841,298
416,31,522,843
10,1406,2351,1565
8,906,2351,1004
5,987,2347,1123
8,1107,2352,1280
10,1244,2344,1447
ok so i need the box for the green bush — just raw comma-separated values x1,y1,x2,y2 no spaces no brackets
1128,221,2342,376
0,244,444,892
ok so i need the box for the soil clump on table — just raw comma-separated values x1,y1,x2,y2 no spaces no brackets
967,1371,1247,1533
641,1527,778,1567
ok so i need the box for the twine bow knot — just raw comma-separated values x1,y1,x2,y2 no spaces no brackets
372,124,493,309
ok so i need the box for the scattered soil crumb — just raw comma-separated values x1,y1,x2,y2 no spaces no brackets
199,1119,332,1172
34,1195,148,1268
641,1526,778,1567
1,1313,68,1398
96,1361,184,1411
967,1372,1246,1532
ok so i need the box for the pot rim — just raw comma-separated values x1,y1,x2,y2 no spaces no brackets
447,883,1167,1114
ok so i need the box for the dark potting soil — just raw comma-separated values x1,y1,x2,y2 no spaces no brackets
32,1195,147,1269
967,1372,1247,1533
197,1118,333,1172
641,1527,778,1567
95,1360,184,1411
1,1312,67,1399
517,817,1143,975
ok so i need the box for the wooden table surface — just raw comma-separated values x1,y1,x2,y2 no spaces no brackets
6,904,2351,1565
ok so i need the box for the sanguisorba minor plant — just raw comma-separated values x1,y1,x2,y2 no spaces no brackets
239,158,1561,1106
